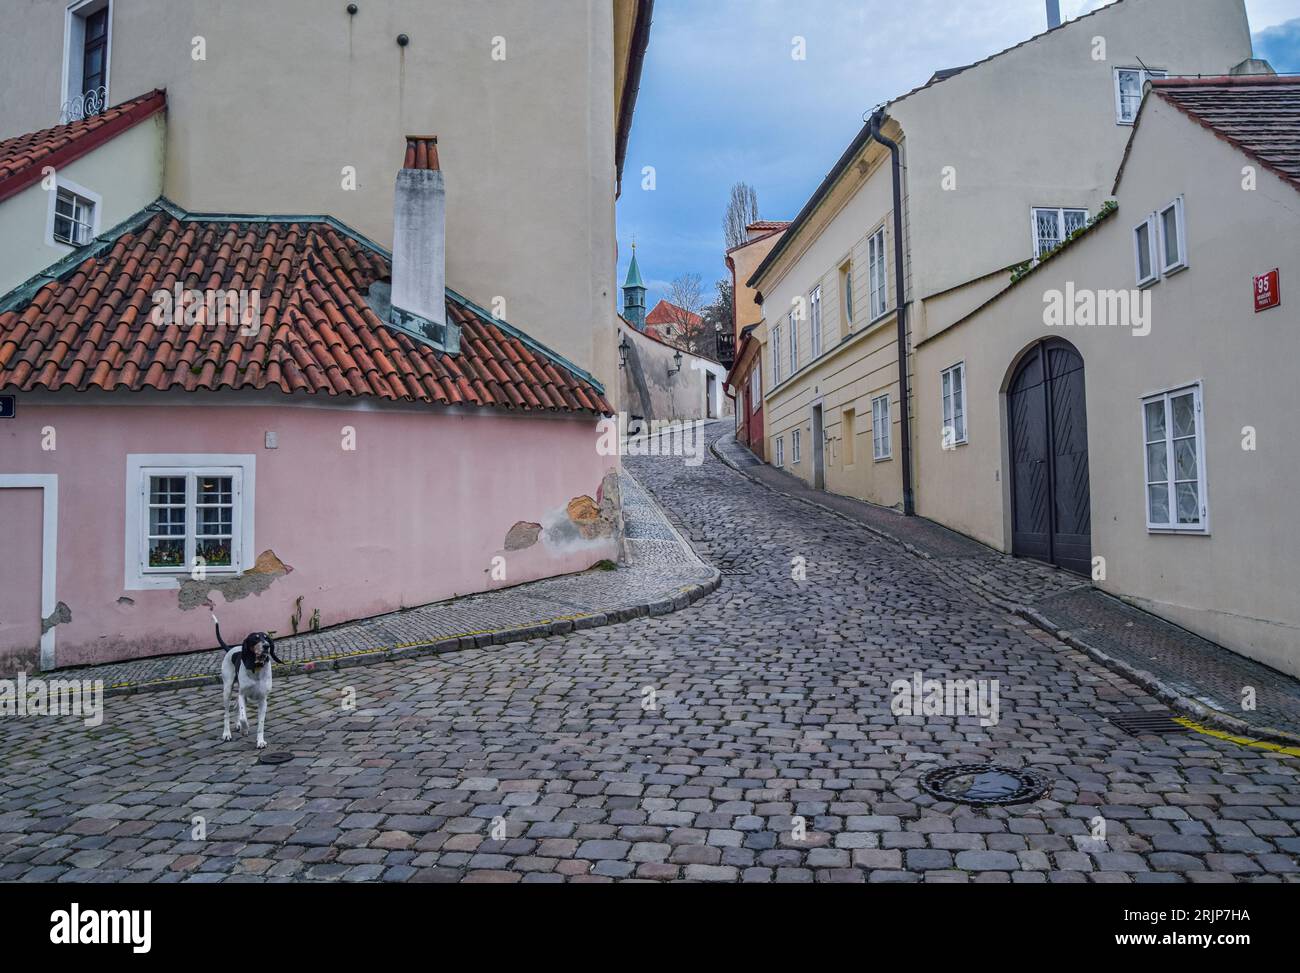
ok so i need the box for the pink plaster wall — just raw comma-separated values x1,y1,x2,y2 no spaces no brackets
0,397,620,667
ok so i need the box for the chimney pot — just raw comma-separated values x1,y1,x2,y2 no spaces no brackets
1046,0,1061,29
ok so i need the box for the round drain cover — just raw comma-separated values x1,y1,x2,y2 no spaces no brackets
920,764,1050,806
257,750,294,765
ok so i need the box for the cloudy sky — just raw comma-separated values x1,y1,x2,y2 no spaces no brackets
616,0,1300,310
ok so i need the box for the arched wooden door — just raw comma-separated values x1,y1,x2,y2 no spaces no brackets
1008,339,1091,575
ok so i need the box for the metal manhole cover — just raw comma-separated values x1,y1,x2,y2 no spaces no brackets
920,764,1051,806
257,750,295,765
1109,710,1189,737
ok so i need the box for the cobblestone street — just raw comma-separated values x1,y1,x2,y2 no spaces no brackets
2,424,1298,884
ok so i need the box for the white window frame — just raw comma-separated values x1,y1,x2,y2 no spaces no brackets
45,177,101,249
1134,214,1160,288
867,227,888,320
788,310,799,373
60,0,113,116
1157,196,1188,276
125,454,256,590
771,322,782,384
750,364,761,410
792,428,802,465
1141,383,1209,534
871,393,892,461
809,286,822,358
775,437,785,467
1031,207,1088,259
1115,67,1166,125
941,362,968,447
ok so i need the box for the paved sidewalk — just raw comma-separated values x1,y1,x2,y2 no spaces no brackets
56,468,718,695
713,431,1300,745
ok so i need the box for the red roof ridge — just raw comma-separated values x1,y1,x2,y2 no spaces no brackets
1152,74,1300,87
0,90,166,205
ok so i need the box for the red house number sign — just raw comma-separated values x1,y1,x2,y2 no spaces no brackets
1254,269,1280,313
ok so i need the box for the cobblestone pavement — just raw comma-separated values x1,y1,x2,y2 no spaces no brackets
51,470,716,694
713,432,1300,742
1,423,1298,883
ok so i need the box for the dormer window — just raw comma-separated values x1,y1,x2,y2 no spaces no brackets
1115,67,1166,125
60,1,113,122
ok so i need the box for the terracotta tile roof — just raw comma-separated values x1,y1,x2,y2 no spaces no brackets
402,135,440,171
0,201,610,414
645,299,702,328
1150,76,1300,190
0,90,166,205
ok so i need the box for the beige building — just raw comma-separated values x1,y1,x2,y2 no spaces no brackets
915,75,1299,677
726,220,788,345
748,0,1253,508
0,0,654,395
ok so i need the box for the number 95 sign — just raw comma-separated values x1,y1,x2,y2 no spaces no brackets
1254,269,1280,313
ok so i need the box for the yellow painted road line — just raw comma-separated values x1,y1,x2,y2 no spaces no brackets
1173,717,1300,757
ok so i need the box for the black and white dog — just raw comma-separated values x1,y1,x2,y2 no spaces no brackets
213,613,283,749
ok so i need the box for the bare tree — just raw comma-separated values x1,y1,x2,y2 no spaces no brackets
663,273,713,357
723,182,760,251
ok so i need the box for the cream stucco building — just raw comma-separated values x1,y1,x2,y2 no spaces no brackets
0,0,654,396
748,0,1254,510
915,75,1300,677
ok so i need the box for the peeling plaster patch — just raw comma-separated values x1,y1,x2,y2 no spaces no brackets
542,472,625,551
178,549,293,610
116,596,135,607
566,495,603,538
41,601,71,634
504,521,542,551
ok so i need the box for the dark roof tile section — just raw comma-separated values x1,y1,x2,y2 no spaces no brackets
0,90,166,204
1151,76,1300,190
0,208,609,415
402,135,440,171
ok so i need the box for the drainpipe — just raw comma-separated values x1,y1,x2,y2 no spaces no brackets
867,109,915,516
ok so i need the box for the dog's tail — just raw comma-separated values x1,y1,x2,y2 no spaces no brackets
212,612,229,651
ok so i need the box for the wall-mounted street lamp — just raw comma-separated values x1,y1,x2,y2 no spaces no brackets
619,333,631,369
668,348,683,376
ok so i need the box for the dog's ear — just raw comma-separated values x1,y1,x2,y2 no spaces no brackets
266,635,284,665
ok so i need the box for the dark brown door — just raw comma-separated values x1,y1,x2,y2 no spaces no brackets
1009,339,1091,575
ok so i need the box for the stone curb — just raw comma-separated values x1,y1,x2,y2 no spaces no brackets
711,432,1300,751
97,469,722,699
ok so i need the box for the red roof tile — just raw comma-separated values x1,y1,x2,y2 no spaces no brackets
1150,76,1300,191
0,204,610,414
0,90,166,204
645,299,702,328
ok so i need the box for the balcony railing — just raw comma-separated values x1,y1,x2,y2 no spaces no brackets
59,86,108,125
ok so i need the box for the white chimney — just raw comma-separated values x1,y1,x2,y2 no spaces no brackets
1046,0,1062,29
390,135,458,352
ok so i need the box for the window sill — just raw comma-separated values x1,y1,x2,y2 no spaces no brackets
1146,526,1210,536
874,455,893,464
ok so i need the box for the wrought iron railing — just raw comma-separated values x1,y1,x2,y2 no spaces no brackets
59,86,108,125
